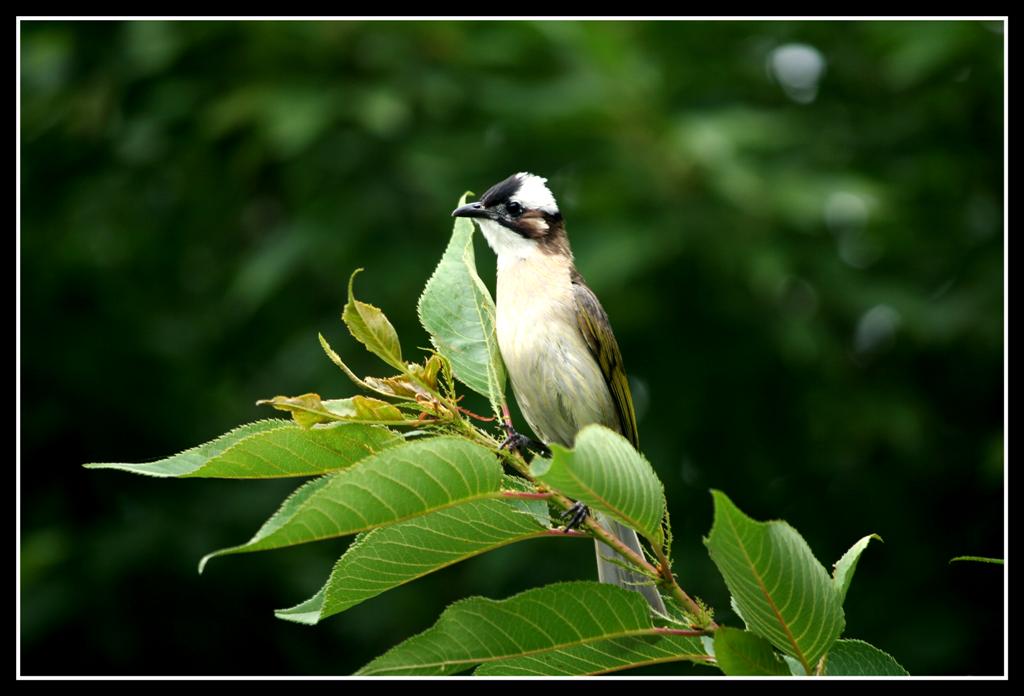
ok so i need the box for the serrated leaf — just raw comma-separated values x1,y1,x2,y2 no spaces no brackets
276,496,552,625
417,192,506,416
730,596,747,627
704,491,844,672
258,393,410,426
343,268,405,371
199,437,502,571
824,639,909,676
531,424,666,547
949,555,1004,565
357,582,708,676
475,634,711,676
713,627,789,676
832,534,882,604
84,420,401,479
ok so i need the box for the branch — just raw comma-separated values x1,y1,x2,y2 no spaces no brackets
651,543,717,629
652,627,711,638
500,490,553,500
465,414,714,629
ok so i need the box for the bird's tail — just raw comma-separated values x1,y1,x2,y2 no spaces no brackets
593,511,666,614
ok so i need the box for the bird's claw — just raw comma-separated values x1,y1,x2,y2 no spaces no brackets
561,501,589,533
499,426,551,458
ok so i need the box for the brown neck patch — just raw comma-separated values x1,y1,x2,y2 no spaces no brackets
514,210,571,258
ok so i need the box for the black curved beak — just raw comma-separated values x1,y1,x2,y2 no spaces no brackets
451,201,491,219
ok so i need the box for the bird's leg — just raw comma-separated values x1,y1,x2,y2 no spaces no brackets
499,404,551,458
499,425,552,459
560,501,590,533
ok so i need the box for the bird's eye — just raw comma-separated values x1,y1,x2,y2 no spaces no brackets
506,201,524,217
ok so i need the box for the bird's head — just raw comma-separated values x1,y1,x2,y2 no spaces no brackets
452,172,569,265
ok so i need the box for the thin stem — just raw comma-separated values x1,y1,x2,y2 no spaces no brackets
652,627,710,638
401,363,473,430
455,404,496,422
500,490,552,500
490,444,664,582
651,543,717,629
554,491,663,581
544,528,588,537
466,414,714,629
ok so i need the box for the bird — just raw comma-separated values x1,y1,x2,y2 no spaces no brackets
452,172,666,614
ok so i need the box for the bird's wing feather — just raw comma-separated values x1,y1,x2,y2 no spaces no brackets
571,271,640,450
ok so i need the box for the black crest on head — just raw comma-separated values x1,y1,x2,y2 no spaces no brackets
480,174,522,207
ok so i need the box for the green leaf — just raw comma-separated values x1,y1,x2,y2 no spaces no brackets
84,420,401,479
417,192,506,416
257,393,338,427
949,555,1004,565
704,490,844,672
199,437,503,571
475,634,711,676
832,534,882,604
531,424,666,546
276,496,552,625
342,268,405,371
730,596,747,627
363,377,427,399
356,582,708,676
365,375,431,400
319,332,402,400
782,655,806,676
713,627,789,676
258,393,410,426
330,396,407,422
824,639,909,676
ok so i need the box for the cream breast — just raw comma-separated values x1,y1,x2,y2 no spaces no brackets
495,254,617,445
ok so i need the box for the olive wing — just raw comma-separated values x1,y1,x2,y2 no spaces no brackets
571,273,640,450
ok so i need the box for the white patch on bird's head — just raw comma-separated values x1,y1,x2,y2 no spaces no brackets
510,172,559,214
468,171,564,270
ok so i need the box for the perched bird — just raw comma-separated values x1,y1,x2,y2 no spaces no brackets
452,172,666,614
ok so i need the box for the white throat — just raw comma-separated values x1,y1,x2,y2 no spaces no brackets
476,218,540,271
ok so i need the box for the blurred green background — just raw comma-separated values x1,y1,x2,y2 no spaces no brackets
20,20,1004,676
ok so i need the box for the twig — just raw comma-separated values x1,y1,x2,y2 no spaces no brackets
490,444,664,583
651,543,717,629
544,528,588,537
454,401,496,422
500,490,552,500
466,408,713,628
652,627,710,638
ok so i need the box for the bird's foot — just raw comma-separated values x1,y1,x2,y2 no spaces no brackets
560,501,590,533
499,424,551,459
